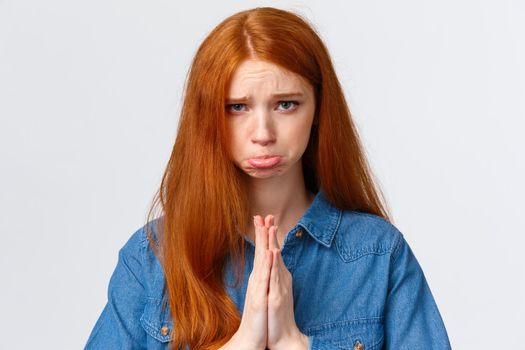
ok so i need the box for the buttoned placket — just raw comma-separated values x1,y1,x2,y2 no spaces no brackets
278,226,305,273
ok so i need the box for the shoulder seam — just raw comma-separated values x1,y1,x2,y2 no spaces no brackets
390,229,404,264
139,226,147,276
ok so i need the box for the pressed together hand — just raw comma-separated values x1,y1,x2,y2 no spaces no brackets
225,215,308,350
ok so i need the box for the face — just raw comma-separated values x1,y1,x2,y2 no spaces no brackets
225,59,316,179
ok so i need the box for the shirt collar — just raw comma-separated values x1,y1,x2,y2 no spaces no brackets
297,189,342,248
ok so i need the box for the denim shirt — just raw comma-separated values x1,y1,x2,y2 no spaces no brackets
85,190,451,349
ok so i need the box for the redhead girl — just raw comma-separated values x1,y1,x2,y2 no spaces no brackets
86,7,451,350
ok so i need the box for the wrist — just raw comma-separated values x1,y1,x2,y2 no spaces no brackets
297,332,309,350
272,331,309,350
227,331,265,350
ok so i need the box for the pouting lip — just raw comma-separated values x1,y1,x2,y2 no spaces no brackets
250,154,281,160
247,155,282,169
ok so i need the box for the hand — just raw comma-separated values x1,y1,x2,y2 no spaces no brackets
230,215,274,350
266,220,309,350
230,214,308,350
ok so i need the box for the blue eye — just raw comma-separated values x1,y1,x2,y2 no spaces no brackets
277,101,298,110
226,104,246,112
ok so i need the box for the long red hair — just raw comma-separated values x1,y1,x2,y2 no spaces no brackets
145,7,391,349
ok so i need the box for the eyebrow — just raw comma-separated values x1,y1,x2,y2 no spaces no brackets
225,92,305,103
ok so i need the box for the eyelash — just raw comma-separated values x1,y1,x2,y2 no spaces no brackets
277,101,299,110
226,101,300,113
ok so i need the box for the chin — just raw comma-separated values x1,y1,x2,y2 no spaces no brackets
245,166,287,179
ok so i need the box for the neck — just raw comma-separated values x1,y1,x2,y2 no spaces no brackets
244,161,315,246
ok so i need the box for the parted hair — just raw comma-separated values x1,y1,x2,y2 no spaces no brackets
145,7,391,350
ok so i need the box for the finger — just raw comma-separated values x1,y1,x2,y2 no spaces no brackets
268,225,279,251
254,215,269,258
253,215,265,266
253,215,261,263
256,214,265,227
277,248,284,269
264,214,274,229
273,247,285,274
270,248,280,288
261,250,273,295
273,249,280,269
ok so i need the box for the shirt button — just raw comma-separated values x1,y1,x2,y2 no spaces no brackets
295,229,303,238
353,341,363,350
160,326,170,336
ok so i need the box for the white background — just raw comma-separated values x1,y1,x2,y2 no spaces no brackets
1,0,524,348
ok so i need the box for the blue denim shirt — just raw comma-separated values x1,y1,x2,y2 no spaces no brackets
85,190,451,349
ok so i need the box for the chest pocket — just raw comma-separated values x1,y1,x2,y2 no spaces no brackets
139,298,173,343
307,318,384,350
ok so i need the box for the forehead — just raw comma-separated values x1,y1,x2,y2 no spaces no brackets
227,59,309,95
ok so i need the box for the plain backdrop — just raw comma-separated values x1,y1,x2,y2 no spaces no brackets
1,0,524,348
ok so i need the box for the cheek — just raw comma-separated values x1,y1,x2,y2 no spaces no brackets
282,120,312,155
296,110,315,139
227,122,248,158
295,120,314,156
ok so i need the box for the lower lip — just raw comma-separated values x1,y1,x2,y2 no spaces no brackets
248,156,282,169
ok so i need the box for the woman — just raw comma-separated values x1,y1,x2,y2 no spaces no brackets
86,7,451,350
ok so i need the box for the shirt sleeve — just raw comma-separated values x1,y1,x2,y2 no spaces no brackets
84,228,147,349
384,233,452,349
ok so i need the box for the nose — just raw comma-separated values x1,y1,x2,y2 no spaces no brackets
251,109,276,146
